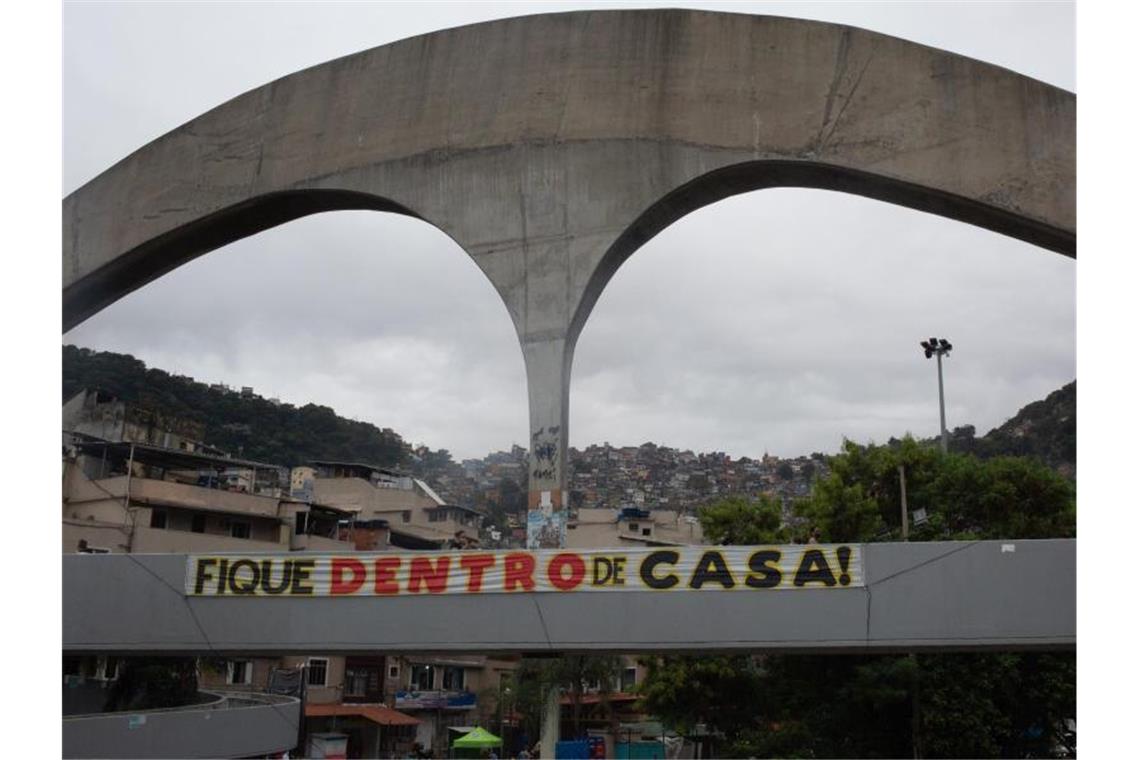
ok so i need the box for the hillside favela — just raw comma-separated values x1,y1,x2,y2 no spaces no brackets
62,346,1076,759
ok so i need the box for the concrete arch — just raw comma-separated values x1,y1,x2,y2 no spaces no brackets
62,9,1075,510
64,189,424,331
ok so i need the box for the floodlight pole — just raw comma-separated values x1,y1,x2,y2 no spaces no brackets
921,338,952,455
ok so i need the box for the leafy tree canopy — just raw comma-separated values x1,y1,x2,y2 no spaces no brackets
640,442,1076,758
699,494,788,545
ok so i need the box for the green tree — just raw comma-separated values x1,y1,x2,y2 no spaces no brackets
513,655,624,741
637,655,765,739
640,442,1076,758
699,495,787,545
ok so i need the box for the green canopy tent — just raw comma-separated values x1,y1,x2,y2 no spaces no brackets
452,727,503,758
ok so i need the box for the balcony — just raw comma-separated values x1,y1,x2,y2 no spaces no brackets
93,476,282,519
292,533,352,552
131,526,285,554
63,690,300,759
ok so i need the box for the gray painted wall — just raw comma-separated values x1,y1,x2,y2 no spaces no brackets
63,540,1074,654
62,692,300,759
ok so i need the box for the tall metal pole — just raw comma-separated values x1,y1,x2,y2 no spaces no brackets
936,352,948,454
898,464,908,541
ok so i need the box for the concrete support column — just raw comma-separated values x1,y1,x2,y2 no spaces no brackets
539,680,561,759
522,334,573,548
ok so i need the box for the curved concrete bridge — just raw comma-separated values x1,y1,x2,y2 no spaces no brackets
62,9,1076,511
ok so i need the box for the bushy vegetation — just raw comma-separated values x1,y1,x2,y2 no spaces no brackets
64,345,411,468
641,439,1076,758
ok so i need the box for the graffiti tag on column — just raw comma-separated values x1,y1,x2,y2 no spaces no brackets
531,426,560,482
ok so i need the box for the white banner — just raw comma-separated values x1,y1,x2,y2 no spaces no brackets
185,544,863,597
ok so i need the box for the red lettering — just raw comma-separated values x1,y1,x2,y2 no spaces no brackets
504,553,536,592
408,556,452,594
459,554,496,592
374,557,401,594
330,558,366,595
547,553,586,591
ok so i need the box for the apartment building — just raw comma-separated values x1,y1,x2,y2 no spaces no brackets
62,438,352,554
392,655,519,753
565,507,705,549
302,460,485,548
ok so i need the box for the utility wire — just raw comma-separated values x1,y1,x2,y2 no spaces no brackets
120,553,303,736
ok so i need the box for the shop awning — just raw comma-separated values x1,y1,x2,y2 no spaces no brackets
305,703,420,726
452,727,502,748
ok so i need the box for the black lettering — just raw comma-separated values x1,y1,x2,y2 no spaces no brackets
259,559,293,594
793,550,837,587
639,551,680,589
612,557,626,586
689,551,736,589
745,550,783,589
290,560,315,594
228,559,260,595
193,558,217,594
592,557,613,586
217,558,229,595
836,546,853,586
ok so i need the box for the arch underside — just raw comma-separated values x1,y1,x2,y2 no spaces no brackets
62,190,421,332
569,158,1075,347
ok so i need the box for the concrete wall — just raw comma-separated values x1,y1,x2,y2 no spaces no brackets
314,477,438,516
567,510,705,549
198,657,280,691
279,655,348,704
62,692,300,759
63,519,130,553
131,526,284,555
62,540,1075,654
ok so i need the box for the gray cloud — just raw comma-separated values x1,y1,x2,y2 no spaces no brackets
63,1,1075,461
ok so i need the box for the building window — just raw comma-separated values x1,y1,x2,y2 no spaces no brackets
227,660,252,685
402,511,411,523
429,510,444,522
307,658,328,687
410,664,434,691
295,511,309,535
345,668,368,698
95,656,119,681
642,528,651,536
230,521,251,539
149,509,167,529
442,666,465,691
621,667,637,692
628,523,639,532
191,514,206,533
388,663,400,679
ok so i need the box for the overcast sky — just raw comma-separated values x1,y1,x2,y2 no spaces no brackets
62,1,1075,461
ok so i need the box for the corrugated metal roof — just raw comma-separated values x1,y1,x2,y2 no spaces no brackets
413,479,446,505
